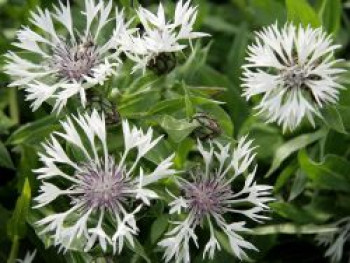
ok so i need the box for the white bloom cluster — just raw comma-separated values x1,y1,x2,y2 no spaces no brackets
33,110,273,260
117,0,208,73
242,23,344,131
34,110,175,253
3,1,288,261
316,217,350,263
4,0,128,112
158,137,273,262
4,0,207,112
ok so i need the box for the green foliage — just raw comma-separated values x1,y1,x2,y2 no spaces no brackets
7,116,60,145
317,0,341,35
299,150,350,192
150,215,169,244
0,140,14,169
0,0,349,262
6,179,31,263
266,129,327,177
286,0,321,27
158,115,199,143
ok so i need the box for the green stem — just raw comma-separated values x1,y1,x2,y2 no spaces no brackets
9,89,19,125
7,235,19,263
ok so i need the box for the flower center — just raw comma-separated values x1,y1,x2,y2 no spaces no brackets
184,178,232,222
52,37,100,82
282,66,307,89
76,160,131,212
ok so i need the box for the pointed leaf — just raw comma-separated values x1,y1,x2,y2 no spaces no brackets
266,129,327,177
7,178,31,239
286,0,321,27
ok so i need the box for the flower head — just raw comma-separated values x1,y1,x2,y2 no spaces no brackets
34,110,175,253
4,0,128,112
117,0,208,73
158,137,273,262
242,23,344,131
316,217,350,263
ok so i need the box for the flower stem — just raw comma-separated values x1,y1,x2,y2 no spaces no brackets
9,89,19,125
7,235,19,263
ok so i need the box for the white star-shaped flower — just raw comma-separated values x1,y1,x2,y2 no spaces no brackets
242,23,344,132
4,0,129,112
116,0,209,73
34,110,175,253
158,137,273,262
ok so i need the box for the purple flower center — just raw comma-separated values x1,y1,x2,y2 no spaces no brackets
75,160,132,213
52,37,100,82
184,178,233,223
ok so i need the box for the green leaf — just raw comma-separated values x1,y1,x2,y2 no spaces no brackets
240,120,283,161
158,115,199,143
274,161,298,193
266,129,327,177
324,130,350,156
225,23,249,85
7,115,59,145
215,231,233,256
336,106,350,131
26,0,41,9
64,252,93,263
119,89,160,119
288,169,307,201
147,98,185,116
18,145,39,190
317,0,341,35
271,202,321,224
124,72,158,95
203,16,239,35
150,214,169,244
120,0,131,7
188,86,226,97
299,150,350,192
174,138,195,169
144,139,173,165
321,106,347,134
0,140,14,169
177,42,211,80
0,205,11,246
250,0,286,25
126,238,151,263
184,86,195,119
7,178,31,239
191,96,224,106
286,0,321,27
252,223,337,235
0,111,16,133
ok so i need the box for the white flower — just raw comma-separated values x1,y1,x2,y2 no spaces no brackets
34,182,64,208
242,23,344,132
4,0,126,112
203,233,221,260
117,0,209,73
34,110,175,253
17,250,37,263
316,217,350,263
158,137,273,262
